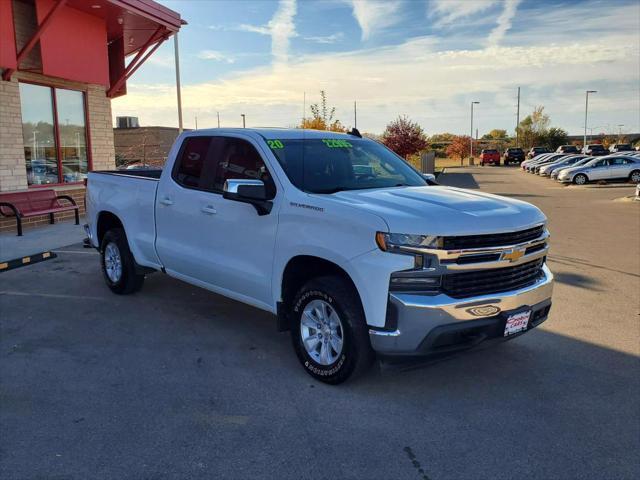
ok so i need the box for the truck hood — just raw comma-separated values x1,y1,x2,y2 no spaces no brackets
326,186,546,236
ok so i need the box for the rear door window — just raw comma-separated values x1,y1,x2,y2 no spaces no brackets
172,136,213,189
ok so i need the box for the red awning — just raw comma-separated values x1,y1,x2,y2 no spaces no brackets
2,0,183,97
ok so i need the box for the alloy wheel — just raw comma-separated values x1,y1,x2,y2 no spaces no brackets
300,299,344,366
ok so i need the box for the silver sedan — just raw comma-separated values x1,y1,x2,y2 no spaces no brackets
557,155,640,185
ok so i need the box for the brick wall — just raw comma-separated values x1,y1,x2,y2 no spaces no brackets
114,126,182,167
0,78,28,192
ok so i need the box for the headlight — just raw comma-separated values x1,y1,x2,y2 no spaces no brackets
376,232,442,252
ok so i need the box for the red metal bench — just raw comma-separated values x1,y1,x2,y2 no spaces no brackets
0,189,79,236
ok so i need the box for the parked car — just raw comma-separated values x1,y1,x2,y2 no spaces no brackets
609,143,633,152
504,147,525,165
85,128,554,384
539,155,589,177
521,153,553,170
525,153,566,173
551,157,594,180
582,144,608,156
557,155,640,185
555,145,579,154
480,149,501,166
527,147,549,159
531,154,573,174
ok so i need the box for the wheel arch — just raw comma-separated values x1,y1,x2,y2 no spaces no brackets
96,211,124,249
277,255,363,331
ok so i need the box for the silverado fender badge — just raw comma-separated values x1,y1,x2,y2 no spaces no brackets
467,305,501,317
502,248,526,263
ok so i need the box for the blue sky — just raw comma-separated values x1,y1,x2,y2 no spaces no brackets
112,0,640,136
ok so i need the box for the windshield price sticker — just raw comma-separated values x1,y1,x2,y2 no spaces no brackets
267,139,284,149
322,139,352,148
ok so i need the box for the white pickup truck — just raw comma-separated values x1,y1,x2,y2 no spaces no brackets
86,128,553,383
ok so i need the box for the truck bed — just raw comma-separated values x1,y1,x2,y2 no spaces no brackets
86,170,162,269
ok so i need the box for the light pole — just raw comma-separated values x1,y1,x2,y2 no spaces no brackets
617,124,624,141
470,101,479,164
583,90,597,151
241,114,246,128
174,32,183,134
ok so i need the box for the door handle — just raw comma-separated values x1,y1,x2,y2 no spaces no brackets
160,197,174,206
201,206,217,215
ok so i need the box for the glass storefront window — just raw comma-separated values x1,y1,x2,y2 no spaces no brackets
18,83,89,186
56,89,88,183
19,83,58,186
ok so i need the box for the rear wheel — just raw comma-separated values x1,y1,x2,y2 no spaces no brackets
629,170,640,183
290,275,374,384
573,173,588,185
100,228,145,294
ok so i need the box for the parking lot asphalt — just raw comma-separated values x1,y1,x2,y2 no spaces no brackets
1,167,639,480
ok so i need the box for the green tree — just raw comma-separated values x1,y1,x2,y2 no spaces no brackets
539,127,569,151
382,116,428,159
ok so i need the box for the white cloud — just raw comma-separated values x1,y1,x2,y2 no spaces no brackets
196,50,235,64
487,0,521,46
430,0,499,25
304,32,344,44
269,0,298,62
347,0,402,41
238,0,298,63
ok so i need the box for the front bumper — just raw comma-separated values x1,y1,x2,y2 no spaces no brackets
369,264,553,356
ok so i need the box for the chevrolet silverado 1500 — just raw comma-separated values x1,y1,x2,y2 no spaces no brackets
86,128,553,384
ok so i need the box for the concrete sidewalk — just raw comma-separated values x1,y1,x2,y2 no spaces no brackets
0,218,87,262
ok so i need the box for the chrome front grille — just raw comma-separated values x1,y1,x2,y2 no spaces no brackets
442,225,545,250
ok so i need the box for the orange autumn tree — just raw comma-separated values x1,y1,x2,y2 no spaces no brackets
300,91,346,132
446,135,472,164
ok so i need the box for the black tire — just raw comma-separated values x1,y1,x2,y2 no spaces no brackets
100,228,145,294
573,173,588,185
290,275,374,384
629,170,640,183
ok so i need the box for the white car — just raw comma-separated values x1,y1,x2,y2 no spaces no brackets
85,128,554,384
557,155,640,185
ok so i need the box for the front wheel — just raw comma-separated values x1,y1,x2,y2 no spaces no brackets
100,228,145,294
573,173,588,185
629,170,640,183
290,276,374,384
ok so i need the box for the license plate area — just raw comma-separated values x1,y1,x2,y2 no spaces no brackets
504,310,531,337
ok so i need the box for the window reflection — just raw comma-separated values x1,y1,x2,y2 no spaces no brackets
19,83,89,185
19,83,58,185
56,89,88,183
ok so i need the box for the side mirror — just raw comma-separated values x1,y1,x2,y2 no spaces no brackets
422,173,438,185
223,179,273,215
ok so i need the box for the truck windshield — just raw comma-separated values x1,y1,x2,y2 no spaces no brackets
266,138,427,193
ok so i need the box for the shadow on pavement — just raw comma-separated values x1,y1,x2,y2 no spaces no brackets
552,271,603,290
437,171,480,189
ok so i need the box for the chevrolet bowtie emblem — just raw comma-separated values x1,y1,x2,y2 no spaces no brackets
502,248,525,263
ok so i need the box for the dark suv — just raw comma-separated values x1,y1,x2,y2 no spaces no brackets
556,145,579,154
504,147,525,165
582,144,609,156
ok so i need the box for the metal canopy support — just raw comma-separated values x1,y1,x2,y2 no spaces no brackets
2,0,68,81
106,26,166,97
